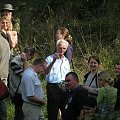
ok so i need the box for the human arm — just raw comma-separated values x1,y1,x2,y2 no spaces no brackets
20,52,29,70
44,58,56,75
44,53,62,75
6,31,18,48
28,96,46,106
83,86,98,94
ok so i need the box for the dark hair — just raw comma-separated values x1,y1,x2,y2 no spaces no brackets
57,27,73,45
88,55,100,64
24,47,35,54
115,63,120,66
66,72,79,82
33,58,46,66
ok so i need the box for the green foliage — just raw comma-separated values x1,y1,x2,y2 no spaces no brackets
8,0,120,80
7,99,15,120
3,0,120,118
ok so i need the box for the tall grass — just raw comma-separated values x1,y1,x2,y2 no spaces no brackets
8,1,120,119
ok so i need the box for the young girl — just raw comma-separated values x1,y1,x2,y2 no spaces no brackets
96,70,117,120
0,16,18,59
0,16,18,49
55,27,73,63
1,4,20,33
82,70,117,120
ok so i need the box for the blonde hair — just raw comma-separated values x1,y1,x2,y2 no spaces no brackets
0,16,13,31
98,70,114,86
56,39,69,48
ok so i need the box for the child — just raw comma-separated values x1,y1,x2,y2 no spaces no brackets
96,70,117,120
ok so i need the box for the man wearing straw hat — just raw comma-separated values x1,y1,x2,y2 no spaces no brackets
1,3,20,33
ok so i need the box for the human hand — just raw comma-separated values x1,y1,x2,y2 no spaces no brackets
54,52,63,59
41,99,46,106
82,85,90,90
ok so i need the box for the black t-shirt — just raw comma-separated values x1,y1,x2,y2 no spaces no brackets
114,77,120,110
63,85,88,120
114,78,120,96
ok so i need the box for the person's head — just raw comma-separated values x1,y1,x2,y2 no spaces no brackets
65,72,79,90
24,47,35,60
55,27,72,45
114,63,120,77
88,56,100,72
1,4,14,20
56,39,68,56
98,70,113,87
0,16,12,31
32,58,47,74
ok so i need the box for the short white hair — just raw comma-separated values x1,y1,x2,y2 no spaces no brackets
56,39,69,48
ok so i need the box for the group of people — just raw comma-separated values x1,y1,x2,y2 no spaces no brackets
0,3,120,120
0,3,19,120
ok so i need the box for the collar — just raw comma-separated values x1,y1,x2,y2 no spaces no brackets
29,67,38,76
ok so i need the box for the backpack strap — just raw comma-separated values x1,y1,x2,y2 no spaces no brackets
15,80,21,94
84,71,91,83
89,73,98,87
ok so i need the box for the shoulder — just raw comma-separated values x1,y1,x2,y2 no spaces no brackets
11,55,22,64
84,72,91,79
46,54,54,60
45,54,54,64
0,34,8,43
98,87,107,95
67,44,73,50
24,68,32,74
76,85,88,94
0,35,10,49
110,87,117,92
12,17,20,24
64,56,70,62
22,68,33,78
99,87,105,91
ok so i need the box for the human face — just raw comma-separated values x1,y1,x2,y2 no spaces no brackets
65,75,77,90
0,19,9,31
3,11,12,19
88,58,99,72
37,62,47,74
57,43,67,56
115,64,120,76
26,52,35,60
55,30,64,40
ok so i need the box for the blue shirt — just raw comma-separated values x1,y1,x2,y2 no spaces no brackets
45,54,70,83
21,67,44,105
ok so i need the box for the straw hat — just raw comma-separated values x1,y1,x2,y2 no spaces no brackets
1,4,14,12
